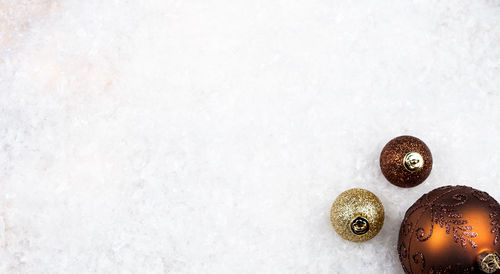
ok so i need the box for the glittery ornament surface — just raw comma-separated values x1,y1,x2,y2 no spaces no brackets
398,185,500,274
330,188,385,242
380,135,433,188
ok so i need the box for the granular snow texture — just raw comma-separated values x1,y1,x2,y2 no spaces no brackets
1,0,500,273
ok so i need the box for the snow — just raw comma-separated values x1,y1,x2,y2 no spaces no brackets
1,0,500,273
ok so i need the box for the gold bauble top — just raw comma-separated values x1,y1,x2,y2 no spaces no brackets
330,188,385,242
478,251,500,273
403,151,424,172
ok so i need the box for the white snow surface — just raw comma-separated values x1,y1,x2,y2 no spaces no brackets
1,0,500,273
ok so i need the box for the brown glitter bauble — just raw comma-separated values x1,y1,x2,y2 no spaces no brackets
398,185,500,274
380,135,433,188
330,188,385,242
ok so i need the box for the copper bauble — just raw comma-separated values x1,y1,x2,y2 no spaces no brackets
380,135,433,188
330,188,385,242
398,185,500,273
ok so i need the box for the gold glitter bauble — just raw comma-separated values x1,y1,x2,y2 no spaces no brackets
330,188,385,242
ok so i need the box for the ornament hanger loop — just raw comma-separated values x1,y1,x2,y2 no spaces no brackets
350,215,369,235
478,251,500,273
403,152,424,172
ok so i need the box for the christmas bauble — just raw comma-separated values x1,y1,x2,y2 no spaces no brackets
380,135,433,188
330,188,384,242
398,185,500,273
